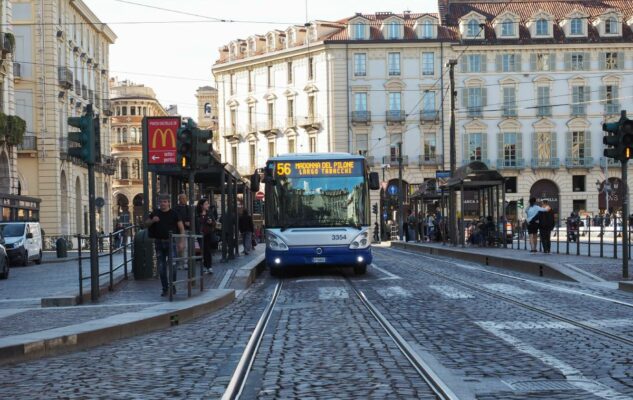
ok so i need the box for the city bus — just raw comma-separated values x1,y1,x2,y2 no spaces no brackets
262,153,380,276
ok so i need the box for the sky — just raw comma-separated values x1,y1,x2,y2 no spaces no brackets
83,0,438,118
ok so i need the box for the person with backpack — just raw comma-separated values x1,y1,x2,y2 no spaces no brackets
525,197,547,253
538,200,555,253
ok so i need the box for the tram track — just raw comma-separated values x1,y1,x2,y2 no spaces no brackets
383,247,633,348
222,275,458,400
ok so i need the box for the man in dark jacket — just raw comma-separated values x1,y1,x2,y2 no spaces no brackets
538,200,555,253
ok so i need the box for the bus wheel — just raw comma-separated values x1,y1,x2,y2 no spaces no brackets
354,264,367,275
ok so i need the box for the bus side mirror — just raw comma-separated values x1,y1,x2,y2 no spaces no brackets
250,173,260,192
369,172,380,190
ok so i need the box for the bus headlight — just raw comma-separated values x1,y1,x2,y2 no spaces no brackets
266,232,289,251
349,231,370,249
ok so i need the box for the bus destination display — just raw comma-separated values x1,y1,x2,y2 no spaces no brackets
274,160,362,178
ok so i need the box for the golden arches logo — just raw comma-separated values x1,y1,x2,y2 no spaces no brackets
151,128,176,148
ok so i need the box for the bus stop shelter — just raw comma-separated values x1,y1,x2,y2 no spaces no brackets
409,179,448,240
442,161,506,247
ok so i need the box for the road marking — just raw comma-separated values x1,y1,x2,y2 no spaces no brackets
370,263,401,280
429,285,474,299
563,263,606,282
482,283,534,296
318,287,349,300
0,309,26,319
219,270,233,289
294,278,340,283
376,286,411,298
477,320,633,400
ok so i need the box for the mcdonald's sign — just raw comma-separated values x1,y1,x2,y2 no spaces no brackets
147,117,180,165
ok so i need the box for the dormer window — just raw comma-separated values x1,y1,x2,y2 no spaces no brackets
352,23,365,40
605,17,618,34
501,19,515,36
570,18,583,35
287,31,295,47
421,20,433,38
467,19,480,37
387,21,399,39
536,19,549,36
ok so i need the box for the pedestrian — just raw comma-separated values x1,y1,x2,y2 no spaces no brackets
174,193,191,231
407,210,417,242
221,209,236,259
538,200,555,253
145,194,185,297
196,198,216,274
238,209,255,255
525,197,546,253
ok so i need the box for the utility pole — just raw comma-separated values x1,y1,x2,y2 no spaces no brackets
398,142,404,241
447,59,457,245
622,159,629,278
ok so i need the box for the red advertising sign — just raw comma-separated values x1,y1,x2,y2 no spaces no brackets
147,117,180,165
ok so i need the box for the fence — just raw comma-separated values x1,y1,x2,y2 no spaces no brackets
166,232,204,301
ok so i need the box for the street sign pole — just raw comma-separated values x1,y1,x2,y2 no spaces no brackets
622,159,629,278
88,161,99,302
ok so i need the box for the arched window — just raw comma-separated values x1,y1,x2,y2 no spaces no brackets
204,103,212,116
467,19,480,37
130,127,137,143
120,159,129,180
121,128,128,143
501,18,514,36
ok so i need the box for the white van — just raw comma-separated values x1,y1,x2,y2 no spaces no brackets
0,222,43,266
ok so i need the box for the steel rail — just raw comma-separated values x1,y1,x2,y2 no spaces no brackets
221,281,282,400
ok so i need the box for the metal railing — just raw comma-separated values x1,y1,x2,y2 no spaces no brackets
58,66,73,89
13,62,21,78
352,111,371,123
419,154,443,166
382,155,409,165
420,110,438,122
565,157,593,168
531,158,560,169
496,158,525,169
166,232,205,301
17,136,37,151
600,156,619,167
386,110,405,123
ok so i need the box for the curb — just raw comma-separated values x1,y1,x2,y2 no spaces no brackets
0,289,235,365
229,255,266,289
619,281,633,293
392,242,580,282
41,268,130,307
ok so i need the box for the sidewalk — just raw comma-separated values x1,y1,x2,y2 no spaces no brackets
0,245,265,364
391,241,633,285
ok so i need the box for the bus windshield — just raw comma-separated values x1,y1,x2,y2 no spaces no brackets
267,175,368,229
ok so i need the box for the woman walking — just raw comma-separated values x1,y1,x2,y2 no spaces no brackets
196,198,216,274
525,197,547,253
239,209,254,255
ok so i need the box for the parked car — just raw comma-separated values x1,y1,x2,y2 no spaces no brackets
0,232,8,279
0,222,43,266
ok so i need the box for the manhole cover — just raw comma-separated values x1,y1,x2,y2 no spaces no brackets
507,380,579,392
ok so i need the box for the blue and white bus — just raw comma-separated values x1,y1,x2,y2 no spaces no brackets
262,153,380,275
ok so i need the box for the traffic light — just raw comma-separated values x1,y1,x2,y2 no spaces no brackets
372,203,378,214
603,119,622,161
621,119,633,161
517,198,524,209
193,128,212,169
603,112,633,162
93,117,101,163
67,106,95,164
177,125,193,169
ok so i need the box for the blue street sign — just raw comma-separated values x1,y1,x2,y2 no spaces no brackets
387,185,398,196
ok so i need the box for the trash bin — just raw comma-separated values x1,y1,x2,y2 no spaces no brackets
56,237,67,258
133,229,154,280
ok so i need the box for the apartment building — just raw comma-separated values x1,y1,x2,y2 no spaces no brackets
110,79,167,225
12,0,116,238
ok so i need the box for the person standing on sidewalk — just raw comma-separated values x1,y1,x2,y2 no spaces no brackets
525,197,546,253
538,200,555,254
145,194,185,296
239,209,254,255
196,198,216,274
174,193,191,270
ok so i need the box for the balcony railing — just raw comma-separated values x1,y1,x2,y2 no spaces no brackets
420,110,438,122
418,154,443,166
102,99,112,116
571,104,586,116
467,107,483,118
600,156,619,167
88,89,94,105
605,103,621,115
17,136,37,151
382,155,408,166
351,111,371,124
565,157,593,168
222,126,239,138
114,138,141,145
496,158,525,169
286,116,297,128
501,106,517,118
260,119,281,133
75,80,81,95
531,158,560,169
246,123,258,134
2,33,14,55
299,114,322,128
82,85,88,99
461,158,490,167
13,62,21,78
58,66,73,89
536,105,552,118
386,110,405,123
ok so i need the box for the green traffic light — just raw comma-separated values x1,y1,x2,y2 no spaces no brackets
67,110,95,164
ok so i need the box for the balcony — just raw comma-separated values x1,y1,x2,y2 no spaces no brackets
418,154,443,166
419,110,438,123
466,107,483,118
222,125,239,139
113,138,141,146
386,110,405,124
2,33,14,56
605,103,621,115
246,123,258,134
462,159,490,167
75,80,81,95
299,114,322,130
531,158,560,169
571,104,586,117
13,62,21,78
351,111,371,124
501,106,517,118
17,136,37,152
260,119,281,135
95,155,115,175
565,157,593,169
600,156,620,168
496,158,525,169
82,85,88,100
382,155,409,166
102,99,112,116
57,67,72,89
536,105,552,118
88,89,94,105
286,116,297,128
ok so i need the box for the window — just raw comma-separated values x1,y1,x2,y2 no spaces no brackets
130,107,136,116
536,19,549,36
122,106,127,116
387,22,399,39
605,17,618,34
354,53,367,76
120,159,129,180
267,103,274,128
537,86,551,117
570,18,583,35
353,23,365,40
421,20,433,38
309,136,317,152
570,53,585,71
572,86,587,116
422,91,436,120
356,134,368,155
604,85,619,114
287,98,294,122
308,57,315,80
468,133,483,160
502,87,516,117
249,143,256,168
308,96,316,118
466,54,482,73
605,52,619,70
354,92,367,111
424,133,436,160
388,92,401,111
267,66,272,88
230,109,237,133
248,70,253,92
502,132,517,165
535,53,551,71
388,52,400,76
232,146,238,165
465,87,484,117
287,61,293,84
572,175,586,192
467,19,480,37
501,19,514,36
248,105,254,128
230,74,235,95
288,138,295,153
505,177,517,193
573,199,586,213
422,52,434,75
501,54,517,72
571,131,586,159
268,141,276,157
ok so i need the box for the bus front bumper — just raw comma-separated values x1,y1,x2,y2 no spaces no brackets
266,246,372,268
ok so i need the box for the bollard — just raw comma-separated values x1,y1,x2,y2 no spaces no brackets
56,237,67,258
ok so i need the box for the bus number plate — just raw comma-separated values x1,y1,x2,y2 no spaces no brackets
312,257,326,263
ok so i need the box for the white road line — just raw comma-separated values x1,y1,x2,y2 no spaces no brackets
294,278,340,283
0,297,42,303
376,286,411,298
370,263,401,280
0,309,26,319
477,321,633,400
318,287,349,300
219,270,233,289
482,283,534,296
429,285,474,299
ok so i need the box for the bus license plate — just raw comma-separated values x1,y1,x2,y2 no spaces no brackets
312,257,326,263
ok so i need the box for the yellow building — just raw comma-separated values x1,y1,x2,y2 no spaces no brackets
13,0,116,240
110,79,167,226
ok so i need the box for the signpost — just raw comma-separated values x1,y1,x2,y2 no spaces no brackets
255,191,265,200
